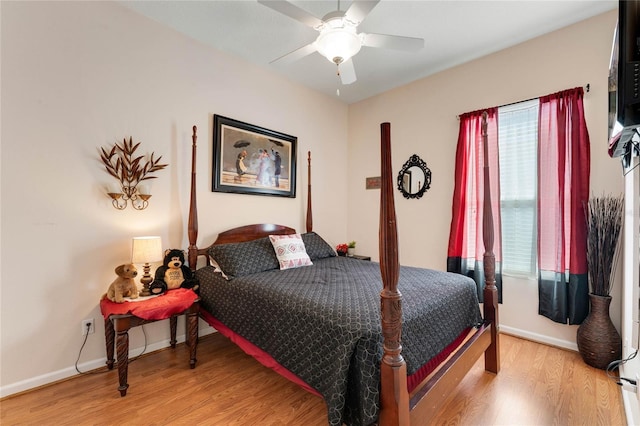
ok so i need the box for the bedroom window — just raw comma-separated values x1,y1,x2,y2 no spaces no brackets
449,86,590,324
498,99,539,278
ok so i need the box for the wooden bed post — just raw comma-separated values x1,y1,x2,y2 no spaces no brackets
378,122,410,426
188,125,199,271
481,112,500,374
306,151,313,233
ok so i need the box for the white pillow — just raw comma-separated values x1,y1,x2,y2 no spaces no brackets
207,256,229,280
269,234,313,270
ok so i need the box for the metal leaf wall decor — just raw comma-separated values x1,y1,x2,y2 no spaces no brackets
100,137,168,190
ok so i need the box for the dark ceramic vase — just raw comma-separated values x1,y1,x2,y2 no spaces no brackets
576,294,622,370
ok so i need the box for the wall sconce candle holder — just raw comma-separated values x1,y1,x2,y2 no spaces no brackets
100,137,168,211
108,185,152,210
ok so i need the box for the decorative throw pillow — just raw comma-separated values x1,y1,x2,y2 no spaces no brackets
269,234,313,270
301,232,337,260
208,237,279,277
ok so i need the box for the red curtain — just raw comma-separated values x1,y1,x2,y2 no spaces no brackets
537,87,590,324
447,108,502,302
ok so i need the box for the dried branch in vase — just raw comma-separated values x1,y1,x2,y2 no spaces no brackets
585,194,624,296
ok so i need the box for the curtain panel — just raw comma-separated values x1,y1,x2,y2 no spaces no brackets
537,87,591,324
447,108,503,303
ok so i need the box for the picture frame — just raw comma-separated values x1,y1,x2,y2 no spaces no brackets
212,115,297,198
365,176,381,190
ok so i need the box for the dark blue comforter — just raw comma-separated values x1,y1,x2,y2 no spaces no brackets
196,256,481,426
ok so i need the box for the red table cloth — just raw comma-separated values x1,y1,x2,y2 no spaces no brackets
100,288,198,320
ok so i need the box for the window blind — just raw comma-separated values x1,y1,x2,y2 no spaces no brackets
498,99,539,277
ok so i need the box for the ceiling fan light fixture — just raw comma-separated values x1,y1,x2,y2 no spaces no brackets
314,18,362,65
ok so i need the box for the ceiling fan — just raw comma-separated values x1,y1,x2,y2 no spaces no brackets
257,0,424,85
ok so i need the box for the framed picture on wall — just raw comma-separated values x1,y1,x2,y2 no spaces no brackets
212,115,297,198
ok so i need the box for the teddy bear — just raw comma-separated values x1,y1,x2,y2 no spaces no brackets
149,249,199,295
104,263,139,303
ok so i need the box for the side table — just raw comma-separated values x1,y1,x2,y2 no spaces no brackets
349,254,371,261
100,289,199,396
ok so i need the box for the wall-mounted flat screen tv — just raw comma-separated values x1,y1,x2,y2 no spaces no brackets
608,0,640,162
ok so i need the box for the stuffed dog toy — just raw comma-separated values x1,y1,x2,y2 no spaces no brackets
104,263,139,303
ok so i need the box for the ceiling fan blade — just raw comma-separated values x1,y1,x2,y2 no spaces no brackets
257,0,323,28
345,0,380,24
361,33,424,51
339,59,357,85
270,43,317,65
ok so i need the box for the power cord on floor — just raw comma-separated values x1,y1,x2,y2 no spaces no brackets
606,349,638,392
74,322,148,375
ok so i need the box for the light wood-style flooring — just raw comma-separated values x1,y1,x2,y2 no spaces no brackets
0,332,626,425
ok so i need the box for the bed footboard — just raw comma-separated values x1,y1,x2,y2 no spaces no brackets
408,322,492,424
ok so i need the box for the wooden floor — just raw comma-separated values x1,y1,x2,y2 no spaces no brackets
0,332,625,425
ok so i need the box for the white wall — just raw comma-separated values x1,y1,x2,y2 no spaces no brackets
348,10,622,350
0,1,348,396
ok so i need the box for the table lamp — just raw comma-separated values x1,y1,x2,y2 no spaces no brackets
131,236,163,297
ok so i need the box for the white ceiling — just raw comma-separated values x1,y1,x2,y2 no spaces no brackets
121,0,617,104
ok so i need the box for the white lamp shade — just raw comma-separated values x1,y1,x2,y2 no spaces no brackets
131,236,163,264
315,21,362,64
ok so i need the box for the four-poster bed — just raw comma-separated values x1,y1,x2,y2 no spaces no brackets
186,115,499,425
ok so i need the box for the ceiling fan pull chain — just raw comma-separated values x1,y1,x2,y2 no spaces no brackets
336,64,341,96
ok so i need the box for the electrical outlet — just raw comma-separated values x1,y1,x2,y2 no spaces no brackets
81,318,95,336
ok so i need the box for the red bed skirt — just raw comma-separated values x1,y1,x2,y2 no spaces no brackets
199,309,472,395
199,309,322,396
406,327,471,392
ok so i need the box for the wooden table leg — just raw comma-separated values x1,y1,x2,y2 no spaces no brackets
113,317,131,397
105,317,115,370
170,316,177,348
186,306,199,369
103,300,199,396
102,297,199,397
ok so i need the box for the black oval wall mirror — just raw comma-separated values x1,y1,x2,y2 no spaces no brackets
397,154,431,199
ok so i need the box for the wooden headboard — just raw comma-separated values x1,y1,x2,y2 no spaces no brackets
212,224,296,245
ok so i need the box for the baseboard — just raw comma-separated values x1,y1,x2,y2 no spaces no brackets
0,327,216,399
620,356,640,425
622,385,639,426
500,325,578,352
